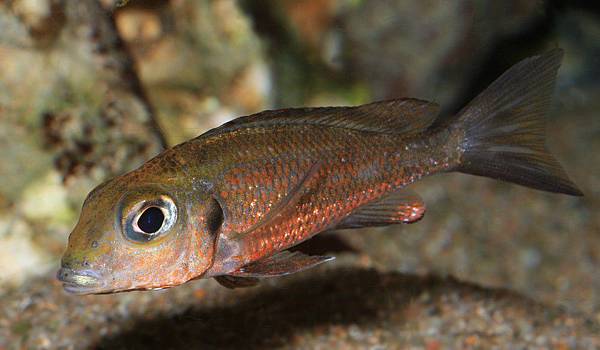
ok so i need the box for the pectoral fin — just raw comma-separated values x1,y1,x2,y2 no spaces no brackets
230,251,335,278
214,275,260,289
231,161,324,240
336,188,426,229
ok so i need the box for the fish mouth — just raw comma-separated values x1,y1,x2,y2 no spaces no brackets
56,267,106,295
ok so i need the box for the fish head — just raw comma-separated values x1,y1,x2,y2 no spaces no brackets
58,166,219,295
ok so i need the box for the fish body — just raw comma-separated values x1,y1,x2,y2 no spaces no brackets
182,101,456,276
58,49,582,294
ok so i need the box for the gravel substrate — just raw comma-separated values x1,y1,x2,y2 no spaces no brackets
1,259,599,349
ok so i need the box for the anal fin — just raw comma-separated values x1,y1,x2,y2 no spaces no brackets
336,188,426,229
215,275,260,289
230,251,334,278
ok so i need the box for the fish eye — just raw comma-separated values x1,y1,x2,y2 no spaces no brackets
123,195,177,243
137,207,165,234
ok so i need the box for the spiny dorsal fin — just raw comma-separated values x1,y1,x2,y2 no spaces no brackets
336,188,426,229
230,251,334,278
203,98,439,137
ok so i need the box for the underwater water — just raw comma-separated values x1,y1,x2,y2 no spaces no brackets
0,0,598,348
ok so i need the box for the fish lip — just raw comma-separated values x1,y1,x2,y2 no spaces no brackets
57,267,106,295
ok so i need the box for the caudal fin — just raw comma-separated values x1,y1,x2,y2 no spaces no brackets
454,49,583,196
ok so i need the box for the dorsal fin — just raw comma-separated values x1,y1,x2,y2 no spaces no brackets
203,98,439,138
335,188,426,229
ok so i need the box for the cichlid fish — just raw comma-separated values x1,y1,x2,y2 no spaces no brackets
58,49,582,294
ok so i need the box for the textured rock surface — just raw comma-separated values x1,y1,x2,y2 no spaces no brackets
0,0,598,348
1,261,599,349
0,0,164,287
114,0,270,145
339,0,544,107
256,0,545,110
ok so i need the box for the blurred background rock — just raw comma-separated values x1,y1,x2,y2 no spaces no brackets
0,0,598,348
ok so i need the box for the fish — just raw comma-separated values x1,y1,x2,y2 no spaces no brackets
57,49,582,294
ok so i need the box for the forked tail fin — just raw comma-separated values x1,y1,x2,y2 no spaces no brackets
454,49,583,196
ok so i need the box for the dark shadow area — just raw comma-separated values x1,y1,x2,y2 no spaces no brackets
291,231,358,256
94,268,540,350
440,7,555,119
442,0,600,119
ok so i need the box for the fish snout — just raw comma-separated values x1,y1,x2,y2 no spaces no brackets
57,267,105,294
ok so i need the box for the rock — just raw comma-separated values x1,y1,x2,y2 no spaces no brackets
339,0,543,106
0,0,164,287
0,217,51,287
245,0,544,111
113,0,270,145
555,9,600,107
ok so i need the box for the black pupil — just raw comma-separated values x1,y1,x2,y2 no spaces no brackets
137,207,165,234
